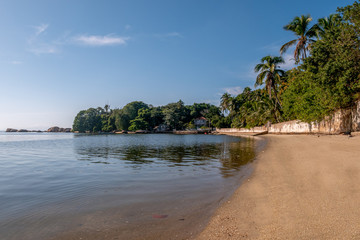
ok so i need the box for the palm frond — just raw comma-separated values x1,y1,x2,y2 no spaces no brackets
273,56,285,64
294,42,302,64
261,55,273,63
307,24,319,38
254,63,265,73
275,69,285,76
254,71,267,87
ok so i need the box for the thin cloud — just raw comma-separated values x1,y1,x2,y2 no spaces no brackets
154,32,183,39
279,53,296,70
29,45,58,55
28,23,58,55
74,35,130,46
223,86,243,95
125,24,131,30
10,60,23,65
202,99,220,106
165,32,183,37
260,42,282,53
34,24,49,36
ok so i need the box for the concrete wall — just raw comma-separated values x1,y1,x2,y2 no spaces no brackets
216,126,266,133
216,101,360,135
352,101,360,131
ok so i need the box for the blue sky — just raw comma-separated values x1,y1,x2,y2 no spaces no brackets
0,0,355,130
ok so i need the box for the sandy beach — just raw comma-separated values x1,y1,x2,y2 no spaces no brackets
197,134,360,240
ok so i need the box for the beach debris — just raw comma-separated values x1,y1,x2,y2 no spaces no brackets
152,214,168,219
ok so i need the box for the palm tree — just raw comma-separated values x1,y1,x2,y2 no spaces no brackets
254,56,285,121
314,14,342,39
280,15,317,64
104,104,110,113
220,93,233,114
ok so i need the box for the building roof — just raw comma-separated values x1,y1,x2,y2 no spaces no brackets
195,117,207,120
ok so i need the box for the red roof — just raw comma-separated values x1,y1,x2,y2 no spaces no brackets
195,117,207,120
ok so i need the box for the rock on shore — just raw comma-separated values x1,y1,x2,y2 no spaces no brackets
47,126,72,132
5,128,18,132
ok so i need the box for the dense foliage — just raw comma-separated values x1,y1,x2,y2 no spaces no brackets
220,1,360,126
221,88,279,129
73,101,226,133
282,3,360,122
73,107,115,133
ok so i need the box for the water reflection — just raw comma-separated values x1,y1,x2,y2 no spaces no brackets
74,134,256,178
0,133,259,240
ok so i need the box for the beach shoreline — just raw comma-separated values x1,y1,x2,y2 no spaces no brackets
196,134,360,239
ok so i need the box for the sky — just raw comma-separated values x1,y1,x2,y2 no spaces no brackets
0,0,355,130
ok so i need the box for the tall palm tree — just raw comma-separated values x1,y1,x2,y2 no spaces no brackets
104,104,110,113
314,14,342,39
220,93,233,114
280,15,317,64
254,56,285,121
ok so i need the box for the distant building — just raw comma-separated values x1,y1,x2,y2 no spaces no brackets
154,124,170,132
194,117,208,128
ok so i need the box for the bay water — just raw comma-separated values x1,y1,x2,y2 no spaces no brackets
0,133,259,240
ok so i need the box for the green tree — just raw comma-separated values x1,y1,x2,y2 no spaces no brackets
220,93,233,114
163,100,190,130
114,109,130,130
101,113,116,132
113,101,149,130
282,9,360,122
338,1,360,33
314,14,342,39
122,101,149,120
211,115,231,128
72,110,87,132
254,56,285,121
280,15,317,63
128,118,149,131
230,88,276,128
149,107,165,128
72,108,103,133
104,104,110,113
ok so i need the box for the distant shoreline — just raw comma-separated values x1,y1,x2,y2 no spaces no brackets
5,127,72,133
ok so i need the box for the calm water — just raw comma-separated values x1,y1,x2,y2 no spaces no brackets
0,133,259,240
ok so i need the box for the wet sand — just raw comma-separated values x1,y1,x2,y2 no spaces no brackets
197,134,360,239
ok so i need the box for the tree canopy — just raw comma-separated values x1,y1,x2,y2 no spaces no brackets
217,1,360,127
73,101,226,132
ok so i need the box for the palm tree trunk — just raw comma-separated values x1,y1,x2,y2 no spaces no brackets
272,101,279,122
271,86,281,123
272,84,282,109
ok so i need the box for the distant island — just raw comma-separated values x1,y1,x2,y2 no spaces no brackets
6,126,72,133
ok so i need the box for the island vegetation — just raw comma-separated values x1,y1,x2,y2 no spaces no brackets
73,1,360,133
72,101,229,133
217,2,360,128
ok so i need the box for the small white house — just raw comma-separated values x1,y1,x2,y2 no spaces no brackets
194,117,207,128
154,124,170,132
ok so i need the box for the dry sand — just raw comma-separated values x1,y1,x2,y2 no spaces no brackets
197,134,360,240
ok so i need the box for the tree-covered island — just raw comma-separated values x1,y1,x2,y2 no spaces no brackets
72,101,229,133
73,1,360,133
